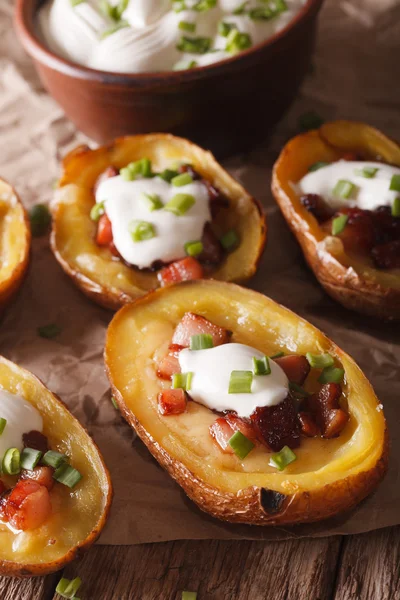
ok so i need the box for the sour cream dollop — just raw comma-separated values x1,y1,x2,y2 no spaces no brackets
96,174,211,268
179,343,289,418
38,0,305,73
0,390,43,461
297,161,400,212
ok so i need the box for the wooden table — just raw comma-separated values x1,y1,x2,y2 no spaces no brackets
1,525,399,599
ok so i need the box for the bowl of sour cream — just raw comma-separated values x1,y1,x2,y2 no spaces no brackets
15,0,324,155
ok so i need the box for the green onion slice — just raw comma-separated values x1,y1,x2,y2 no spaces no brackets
308,161,329,172
172,372,193,391
111,396,119,410
225,29,252,53
229,370,253,394
20,448,43,471
100,20,129,39
392,197,400,217
0,418,6,435
228,431,255,459
355,166,378,178
269,445,297,471
332,179,356,199
179,20,196,32
176,36,211,54
270,351,284,359
193,0,216,10
159,168,179,182
233,1,248,15
174,60,198,71
29,204,52,237
318,366,345,384
164,194,195,216
220,229,239,251
2,448,21,475
90,201,105,221
42,450,69,469
332,214,348,236
56,576,82,599
182,593,198,600
306,352,334,369
120,158,153,180
190,334,213,350
142,193,163,211
252,355,271,376
171,173,193,187
389,174,400,192
130,220,156,242
289,382,309,397
38,324,62,339
249,0,287,20
53,463,83,489
218,21,236,37
184,240,203,257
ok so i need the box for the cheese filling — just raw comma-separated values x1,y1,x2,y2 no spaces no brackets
178,343,289,418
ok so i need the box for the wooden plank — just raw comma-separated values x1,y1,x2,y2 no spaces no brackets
51,537,341,600
0,572,58,600
334,526,400,600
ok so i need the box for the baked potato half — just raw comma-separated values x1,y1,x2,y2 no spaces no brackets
0,356,112,577
0,178,30,310
51,134,266,310
105,280,387,526
272,120,400,319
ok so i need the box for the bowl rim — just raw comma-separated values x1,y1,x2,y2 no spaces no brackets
15,0,324,84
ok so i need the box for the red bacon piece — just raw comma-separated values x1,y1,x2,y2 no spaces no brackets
20,466,54,491
157,257,204,287
209,418,234,454
274,355,310,385
298,411,319,437
158,389,187,416
199,223,224,265
250,395,300,452
96,214,113,246
307,383,348,438
225,414,259,445
157,344,183,380
371,240,400,270
300,194,334,223
172,312,232,348
23,430,49,453
3,480,51,531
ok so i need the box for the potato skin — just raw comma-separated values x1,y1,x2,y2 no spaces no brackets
105,280,388,526
271,121,400,320
0,357,112,577
51,135,267,310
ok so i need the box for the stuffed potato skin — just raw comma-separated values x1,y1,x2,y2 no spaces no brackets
0,356,112,577
51,135,266,310
105,280,388,526
271,121,400,320
0,178,30,311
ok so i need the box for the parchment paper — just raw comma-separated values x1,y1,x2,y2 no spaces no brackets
0,0,399,544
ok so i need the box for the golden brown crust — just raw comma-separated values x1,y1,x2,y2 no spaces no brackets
51,134,267,311
271,120,400,320
105,280,388,526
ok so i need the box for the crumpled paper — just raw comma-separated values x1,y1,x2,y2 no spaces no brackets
0,0,399,544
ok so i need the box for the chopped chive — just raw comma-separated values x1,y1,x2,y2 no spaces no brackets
289,382,310,397
270,351,284,359
20,448,42,470
171,173,193,187
298,111,324,132
389,174,400,192
228,370,253,394
176,36,211,54
392,197,400,217
233,1,248,15
173,0,186,12
56,576,82,599
120,158,152,180
42,450,68,469
228,431,255,459
37,324,62,339
111,396,119,410
218,21,236,37
164,194,195,216
159,168,180,182
179,20,196,32
70,0,85,6
142,192,163,211
2,448,21,475
249,0,287,20
226,29,252,53
306,352,334,369
0,418,6,435
190,334,213,350
182,593,197,600
174,60,198,71
318,366,344,384
53,463,83,488
90,201,105,221
252,355,271,376
332,179,356,199
332,214,348,236
130,220,156,242
269,445,297,471
184,240,203,257
193,0,216,10
172,372,193,391
355,166,378,179
220,229,239,251
29,204,51,237
100,20,129,39
308,161,329,172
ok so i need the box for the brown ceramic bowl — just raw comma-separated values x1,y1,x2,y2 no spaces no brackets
15,0,324,156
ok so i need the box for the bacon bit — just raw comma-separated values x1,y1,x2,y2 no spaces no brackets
20,466,54,491
96,214,113,246
3,481,51,531
199,223,224,265
298,411,319,437
157,347,181,380
225,414,259,445
371,240,400,270
307,383,348,438
251,395,300,452
341,152,360,161
178,164,201,181
158,388,187,416
109,241,121,258
332,207,375,253
157,257,204,287
300,194,334,223
94,166,118,194
274,355,310,385
22,430,49,453
172,312,232,348
209,417,235,454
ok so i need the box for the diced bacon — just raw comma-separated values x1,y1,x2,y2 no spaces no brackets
371,240,400,270
96,214,113,246
251,395,300,452
225,414,259,445
22,430,48,453
341,152,360,161
199,223,224,265
94,166,118,194
158,389,187,416
3,481,51,531
307,383,348,438
172,312,232,348
300,194,334,223
209,417,235,454
274,355,310,385
157,353,181,380
21,466,54,491
298,411,319,437
157,257,204,287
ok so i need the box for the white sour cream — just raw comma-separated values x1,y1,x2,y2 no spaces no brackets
297,161,400,212
0,390,43,462
96,174,211,268
38,0,305,73
179,343,289,418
